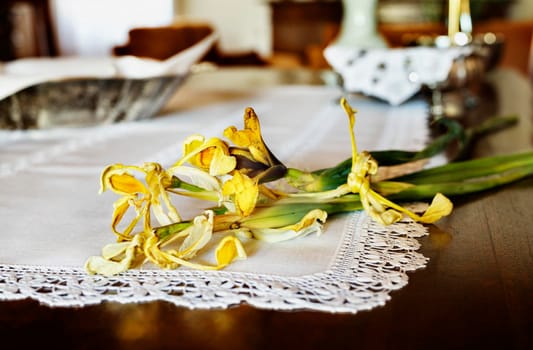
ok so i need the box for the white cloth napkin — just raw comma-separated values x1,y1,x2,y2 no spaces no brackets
324,45,472,105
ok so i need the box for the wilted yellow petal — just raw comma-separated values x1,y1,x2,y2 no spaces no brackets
149,182,178,226
368,206,403,226
250,209,327,243
415,193,453,223
143,234,179,269
209,146,237,176
182,134,206,164
85,235,143,276
111,197,130,231
222,172,258,217
176,136,235,175
144,238,219,272
104,162,181,239
176,211,214,259
85,256,130,277
139,162,181,226
224,108,274,167
288,208,328,232
109,174,147,195
101,241,132,260
111,196,145,239
341,97,358,156
143,213,245,271
100,164,147,194
366,190,453,225
223,126,252,148
215,236,247,267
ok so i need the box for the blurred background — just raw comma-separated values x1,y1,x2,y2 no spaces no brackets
1,0,532,77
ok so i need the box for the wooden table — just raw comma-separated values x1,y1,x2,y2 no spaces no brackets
1,66,531,349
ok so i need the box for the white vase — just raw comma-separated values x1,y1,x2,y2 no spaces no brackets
333,0,387,48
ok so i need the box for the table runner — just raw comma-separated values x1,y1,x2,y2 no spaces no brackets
0,86,431,312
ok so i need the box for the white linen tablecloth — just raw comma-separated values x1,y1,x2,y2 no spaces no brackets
0,86,431,312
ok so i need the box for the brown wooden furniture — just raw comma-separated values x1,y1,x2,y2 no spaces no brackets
0,66,531,349
113,22,267,66
0,0,56,61
113,23,215,60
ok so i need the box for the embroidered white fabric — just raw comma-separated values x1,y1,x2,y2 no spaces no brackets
324,45,473,106
0,86,432,313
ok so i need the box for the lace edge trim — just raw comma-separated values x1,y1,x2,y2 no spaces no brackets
0,212,429,313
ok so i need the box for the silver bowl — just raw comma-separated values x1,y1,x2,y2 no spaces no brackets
0,30,218,130
440,33,503,91
0,75,186,130
413,32,504,118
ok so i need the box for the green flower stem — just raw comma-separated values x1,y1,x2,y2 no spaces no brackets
283,118,464,192
472,115,518,136
154,151,533,243
170,176,206,192
392,151,533,184
381,164,533,201
452,115,518,161
277,153,533,225
240,199,363,229
373,116,467,165
154,221,193,242
167,188,220,202
167,176,220,202
374,153,533,201
286,115,518,192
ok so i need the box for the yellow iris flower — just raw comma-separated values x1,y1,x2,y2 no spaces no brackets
85,234,145,276
87,99,457,277
339,98,452,225
222,171,259,217
144,210,246,270
175,135,236,176
280,98,452,225
224,107,287,183
224,107,276,167
100,163,181,240
86,210,247,276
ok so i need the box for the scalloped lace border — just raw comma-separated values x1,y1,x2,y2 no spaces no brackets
0,211,428,313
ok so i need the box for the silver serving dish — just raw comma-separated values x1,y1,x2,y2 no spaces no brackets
414,32,504,118
0,74,186,129
0,31,218,130
418,32,503,91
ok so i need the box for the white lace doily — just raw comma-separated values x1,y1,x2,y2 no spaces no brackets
0,212,428,312
0,86,432,313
